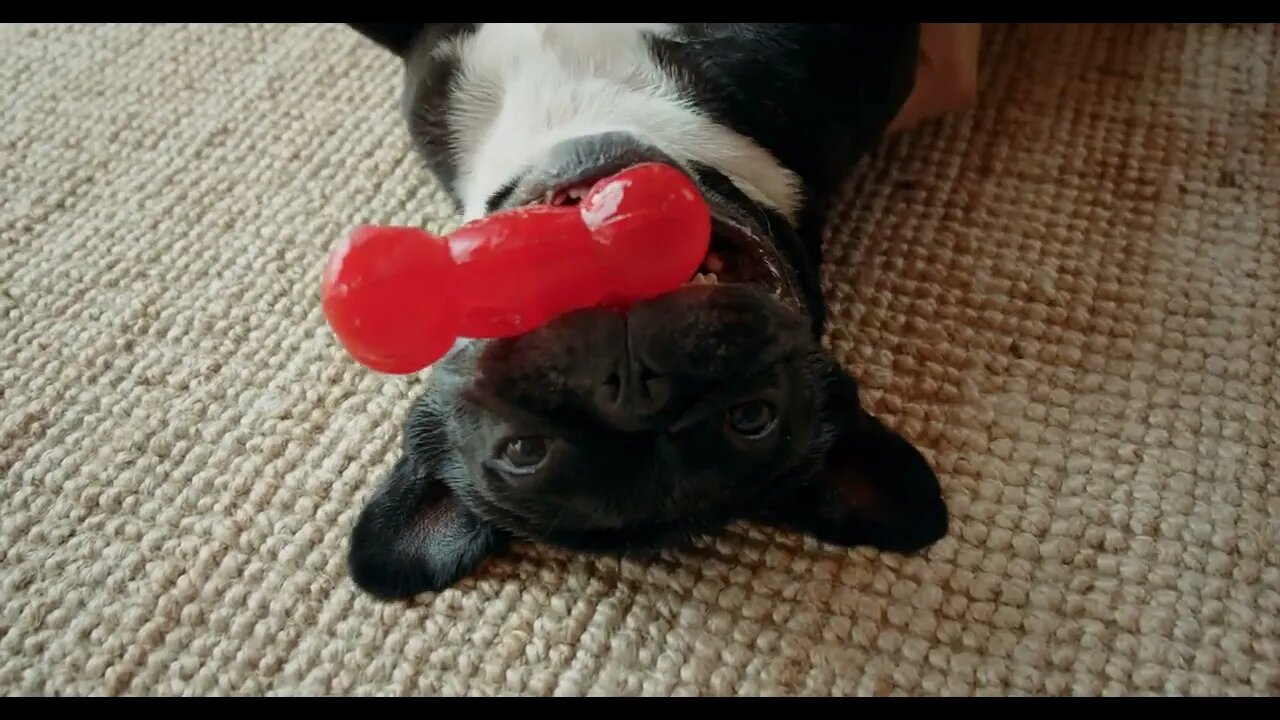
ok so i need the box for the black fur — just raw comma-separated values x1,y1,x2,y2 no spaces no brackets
650,24,920,242
342,23,948,598
349,23,430,57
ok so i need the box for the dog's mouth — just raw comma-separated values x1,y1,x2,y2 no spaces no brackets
692,216,795,304
520,171,803,312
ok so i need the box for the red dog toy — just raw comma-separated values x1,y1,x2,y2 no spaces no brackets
321,163,712,374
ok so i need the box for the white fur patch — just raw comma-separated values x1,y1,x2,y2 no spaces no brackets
440,23,802,222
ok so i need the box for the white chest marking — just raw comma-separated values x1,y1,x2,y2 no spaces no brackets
439,23,801,222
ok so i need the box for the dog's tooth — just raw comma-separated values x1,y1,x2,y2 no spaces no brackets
544,190,555,205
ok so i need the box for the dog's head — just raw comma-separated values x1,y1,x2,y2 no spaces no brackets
343,23,949,599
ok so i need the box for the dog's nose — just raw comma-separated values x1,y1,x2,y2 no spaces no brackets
494,131,684,212
564,310,674,432
593,358,671,432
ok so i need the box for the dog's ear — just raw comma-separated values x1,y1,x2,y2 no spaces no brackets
346,23,429,57
756,361,949,553
347,405,503,599
348,455,502,598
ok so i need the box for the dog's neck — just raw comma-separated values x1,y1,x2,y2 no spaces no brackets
403,23,805,225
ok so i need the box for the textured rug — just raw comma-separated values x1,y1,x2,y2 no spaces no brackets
1,23,1277,697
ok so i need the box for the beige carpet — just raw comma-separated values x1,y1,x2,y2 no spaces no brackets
2,22,1277,697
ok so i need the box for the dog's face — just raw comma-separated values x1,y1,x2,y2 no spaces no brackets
343,24,949,599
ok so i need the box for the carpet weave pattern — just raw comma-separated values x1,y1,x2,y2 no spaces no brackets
1,23,1277,695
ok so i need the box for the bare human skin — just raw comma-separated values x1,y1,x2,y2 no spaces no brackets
888,23,982,133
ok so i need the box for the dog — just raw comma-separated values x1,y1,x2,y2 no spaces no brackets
342,23,950,599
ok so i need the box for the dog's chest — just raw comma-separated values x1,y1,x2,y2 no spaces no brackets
442,23,801,223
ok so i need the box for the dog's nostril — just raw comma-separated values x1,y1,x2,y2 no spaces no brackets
641,373,670,408
600,372,622,404
638,366,659,388
593,364,670,429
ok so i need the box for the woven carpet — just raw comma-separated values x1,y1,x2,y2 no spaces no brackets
2,23,1277,696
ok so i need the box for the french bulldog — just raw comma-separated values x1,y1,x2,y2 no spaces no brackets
342,23,949,599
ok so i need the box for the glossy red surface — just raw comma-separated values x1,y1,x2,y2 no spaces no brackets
321,163,710,374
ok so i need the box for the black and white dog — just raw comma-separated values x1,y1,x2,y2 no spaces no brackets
343,23,950,600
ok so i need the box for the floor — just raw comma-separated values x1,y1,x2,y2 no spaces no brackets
1,23,1276,695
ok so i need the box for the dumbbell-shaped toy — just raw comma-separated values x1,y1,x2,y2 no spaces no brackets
321,163,712,374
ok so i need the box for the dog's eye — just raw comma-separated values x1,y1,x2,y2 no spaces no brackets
499,437,549,473
726,401,777,440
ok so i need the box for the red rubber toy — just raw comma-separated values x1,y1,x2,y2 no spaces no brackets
321,163,712,374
